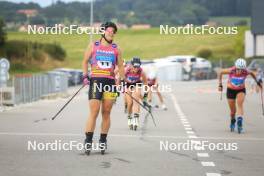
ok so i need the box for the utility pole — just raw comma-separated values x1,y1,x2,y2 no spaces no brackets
89,0,94,44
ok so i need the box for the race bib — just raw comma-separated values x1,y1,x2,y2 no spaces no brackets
97,60,113,69
127,76,140,83
231,77,245,87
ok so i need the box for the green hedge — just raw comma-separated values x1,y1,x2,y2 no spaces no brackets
2,40,66,61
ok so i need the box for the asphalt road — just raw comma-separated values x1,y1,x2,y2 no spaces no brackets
1,80,264,176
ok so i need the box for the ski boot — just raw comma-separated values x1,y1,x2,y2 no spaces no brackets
237,117,243,134
124,103,128,113
230,118,236,132
161,104,167,111
84,139,92,155
133,113,139,131
99,140,107,155
128,115,133,130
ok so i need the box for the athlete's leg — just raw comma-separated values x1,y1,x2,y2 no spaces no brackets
154,85,167,110
85,99,101,133
101,99,114,134
227,99,236,119
126,90,133,115
84,99,101,154
236,92,245,133
125,89,133,129
131,86,141,130
226,88,238,131
236,92,245,117
155,87,164,104
124,91,128,113
227,98,236,131
147,87,153,103
132,87,141,114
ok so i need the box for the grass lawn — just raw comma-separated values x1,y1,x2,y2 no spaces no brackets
6,26,248,72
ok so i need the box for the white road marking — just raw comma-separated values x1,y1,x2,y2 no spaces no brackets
186,131,194,134
185,127,192,130
182,121,189,124
201,162,215,167
206,173,221,176
197,153,209,157
181,118,188,121
188,135,198,139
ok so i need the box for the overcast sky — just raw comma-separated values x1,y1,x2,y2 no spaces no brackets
1,0,92,7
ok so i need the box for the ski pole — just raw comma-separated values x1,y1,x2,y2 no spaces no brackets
125,92,157,127
260,89,264,116
52,85,85,120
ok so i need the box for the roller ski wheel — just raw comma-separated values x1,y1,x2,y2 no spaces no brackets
230,118,236,132
99,141,107,155
237,117,243,134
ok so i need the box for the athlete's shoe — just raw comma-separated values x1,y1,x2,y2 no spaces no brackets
161,104,167,110
133,114,139,131
84,139,92,155
128,116,133,130
237,117,243,134
133,117,139,131
230,118,236,132
124,104,128,113
99,140,107,155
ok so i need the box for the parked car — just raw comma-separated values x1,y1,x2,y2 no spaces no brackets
54,68,83,86
248,58,264,71
154,55,213,80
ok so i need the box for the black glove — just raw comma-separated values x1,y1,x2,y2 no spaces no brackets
257,80,262,88
218,84,223,91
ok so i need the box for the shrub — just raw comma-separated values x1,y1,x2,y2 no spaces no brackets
43,43,66,61
196,47,212,59
3,40,66,61
5,40,28,59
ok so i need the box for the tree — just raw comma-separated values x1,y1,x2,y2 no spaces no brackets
0,17,6,46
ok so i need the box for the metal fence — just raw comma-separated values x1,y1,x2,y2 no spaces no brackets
1,72,68,105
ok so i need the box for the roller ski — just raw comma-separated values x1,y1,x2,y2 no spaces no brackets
237,117,243,134
230,118,236,132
